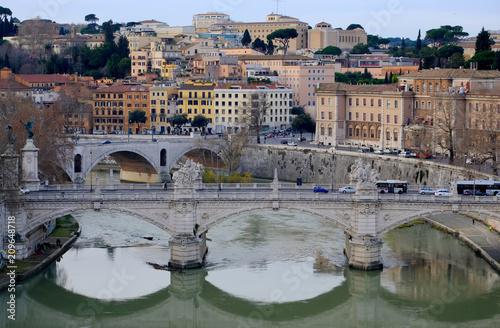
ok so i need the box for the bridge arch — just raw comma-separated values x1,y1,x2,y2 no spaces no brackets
23,207,174,237
198,206,353,236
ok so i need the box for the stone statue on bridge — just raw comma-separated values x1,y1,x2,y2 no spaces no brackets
20,120,34,139
173,159,204,188
349,159,379,194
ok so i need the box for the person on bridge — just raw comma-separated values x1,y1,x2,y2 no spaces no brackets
163,182,167,190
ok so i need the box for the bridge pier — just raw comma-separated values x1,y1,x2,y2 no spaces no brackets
344,233,383,271
168,232,207,270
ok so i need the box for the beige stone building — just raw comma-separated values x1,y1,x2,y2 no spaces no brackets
213,83,293,133
315,83,413,150
217,14,308,53
192,13,232,32
308,22,368,52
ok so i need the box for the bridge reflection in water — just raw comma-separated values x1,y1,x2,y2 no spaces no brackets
2,258,499,328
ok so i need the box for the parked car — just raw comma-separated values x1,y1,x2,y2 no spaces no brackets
93,131,105,135
374,150,384,154
280,140,288,144
464,189,487,196
435,189,452,196
289,142,297,146
357,148,366,153
399,151,411,158
108,131,117,134
339,186,356,193
313,186,329,193
266,133,274,138
101,140,111,144
419,187,435,195
383,148,393,154
298,137,307,142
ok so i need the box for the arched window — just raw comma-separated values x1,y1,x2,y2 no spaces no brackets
74,154,82,173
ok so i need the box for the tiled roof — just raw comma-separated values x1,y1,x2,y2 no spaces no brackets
401,69,500,80
16,74,70,84
238,54,314,61
317,82,400,93
178,84,215,91
95,85,149,93
0,79,31,90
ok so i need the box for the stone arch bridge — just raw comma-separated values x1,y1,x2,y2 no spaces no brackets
68,138,222,183
11,177,500,271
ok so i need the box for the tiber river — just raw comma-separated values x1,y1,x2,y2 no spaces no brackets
2,210,500,328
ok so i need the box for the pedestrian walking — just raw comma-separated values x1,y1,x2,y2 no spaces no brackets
163,182,167,190
473,219,475,225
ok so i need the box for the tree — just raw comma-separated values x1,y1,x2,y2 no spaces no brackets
466,50,495,70
474,104,499,175
266,39,275,55
117,57,131,78
0,91,73,182
350,43,370,55
492,51,500,70
475,27,494,53
106,53,120,78
266,28,298,55
241,29,251,47
191,114,209,133
251,37,267,54
437,44,464,59
425,25,468,48
419,46,436,69
170,113,188,131
401,38,406,49
346,24,364,30
117,35,130,58
291,106,305,115
449,52,465,68
240,92,269,144
218,132,248,176
416,29,422,52
315,46,342,56
84,14,99,25
103,20,115,44
433,94,466,164
52,84,92,134
291,113,315,140
129,110,147,133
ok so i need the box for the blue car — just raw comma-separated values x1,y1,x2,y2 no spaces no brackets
313,186,329,193
101,140,111,144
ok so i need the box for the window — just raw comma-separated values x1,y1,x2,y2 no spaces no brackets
422,101,425,109
348,98,352,106
377,114,381,122
415,101,419,109
378,99,382,107
370,99,374,107
321,111,325,119
328,112,332,120
355,112,359,120
428,101,431,109
394,115,398,124
394,132,398,141
370,113,374,121
348,112,352,120
328,98,332,106
363,99,366,106
356,98,359,106
386,100,390,108
321,97,325,105
386,115,390,123
362,113,366,121
394,100,398,108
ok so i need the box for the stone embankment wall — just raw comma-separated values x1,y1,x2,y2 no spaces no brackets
240,145,495,187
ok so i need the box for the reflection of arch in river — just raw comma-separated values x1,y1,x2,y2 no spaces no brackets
9,266,500,327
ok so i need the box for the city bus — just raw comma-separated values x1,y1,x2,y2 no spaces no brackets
456,180,500,195
404,147,432,159
376,180,408,194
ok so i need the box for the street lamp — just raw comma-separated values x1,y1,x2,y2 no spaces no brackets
217,148,222,191
90,149,93,192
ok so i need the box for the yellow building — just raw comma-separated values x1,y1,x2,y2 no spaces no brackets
178,81,216,128
161,61,181,80
217,14,308,53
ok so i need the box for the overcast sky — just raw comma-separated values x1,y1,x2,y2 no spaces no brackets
5,0,499,39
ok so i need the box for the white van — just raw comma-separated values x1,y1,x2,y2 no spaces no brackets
398,151,410,158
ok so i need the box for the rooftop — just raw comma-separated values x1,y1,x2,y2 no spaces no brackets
16,74,71,84
317,82,403,93
95,85,149,93
401,69,500,80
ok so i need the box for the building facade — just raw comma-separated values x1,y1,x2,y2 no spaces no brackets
308,22,368,52
177,81,216,130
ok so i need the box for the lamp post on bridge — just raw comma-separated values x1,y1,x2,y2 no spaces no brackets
90,149,93,192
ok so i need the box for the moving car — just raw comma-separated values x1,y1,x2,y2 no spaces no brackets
435,189,452,196
398,151,411,158
288,142,297,146
374,150,384,154
101,140,111,144
20,187,30,194
280,140,288,144
266,133,274,138
339,186,356,193
313,186,329,193
419,187,435,195
298,137,307,142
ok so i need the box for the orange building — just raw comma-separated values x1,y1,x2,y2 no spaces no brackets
93,85,151,134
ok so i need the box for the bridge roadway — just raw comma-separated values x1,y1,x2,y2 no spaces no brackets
14,182,500,271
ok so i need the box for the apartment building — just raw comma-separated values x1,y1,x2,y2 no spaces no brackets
93,84,150,134
213,83,293,133
177,81,216,130
238,55,339,118
217,14,308,53
149,83,179,134
315,83,413,150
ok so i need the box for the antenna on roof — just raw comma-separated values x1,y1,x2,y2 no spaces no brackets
271,0,285,14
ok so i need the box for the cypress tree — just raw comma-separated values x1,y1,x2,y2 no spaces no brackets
384,72,388,84
401,38,406,49
242,29,251,47
492,51,500,70
389,71,393,83
475,27,493,53
416,30,422,52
